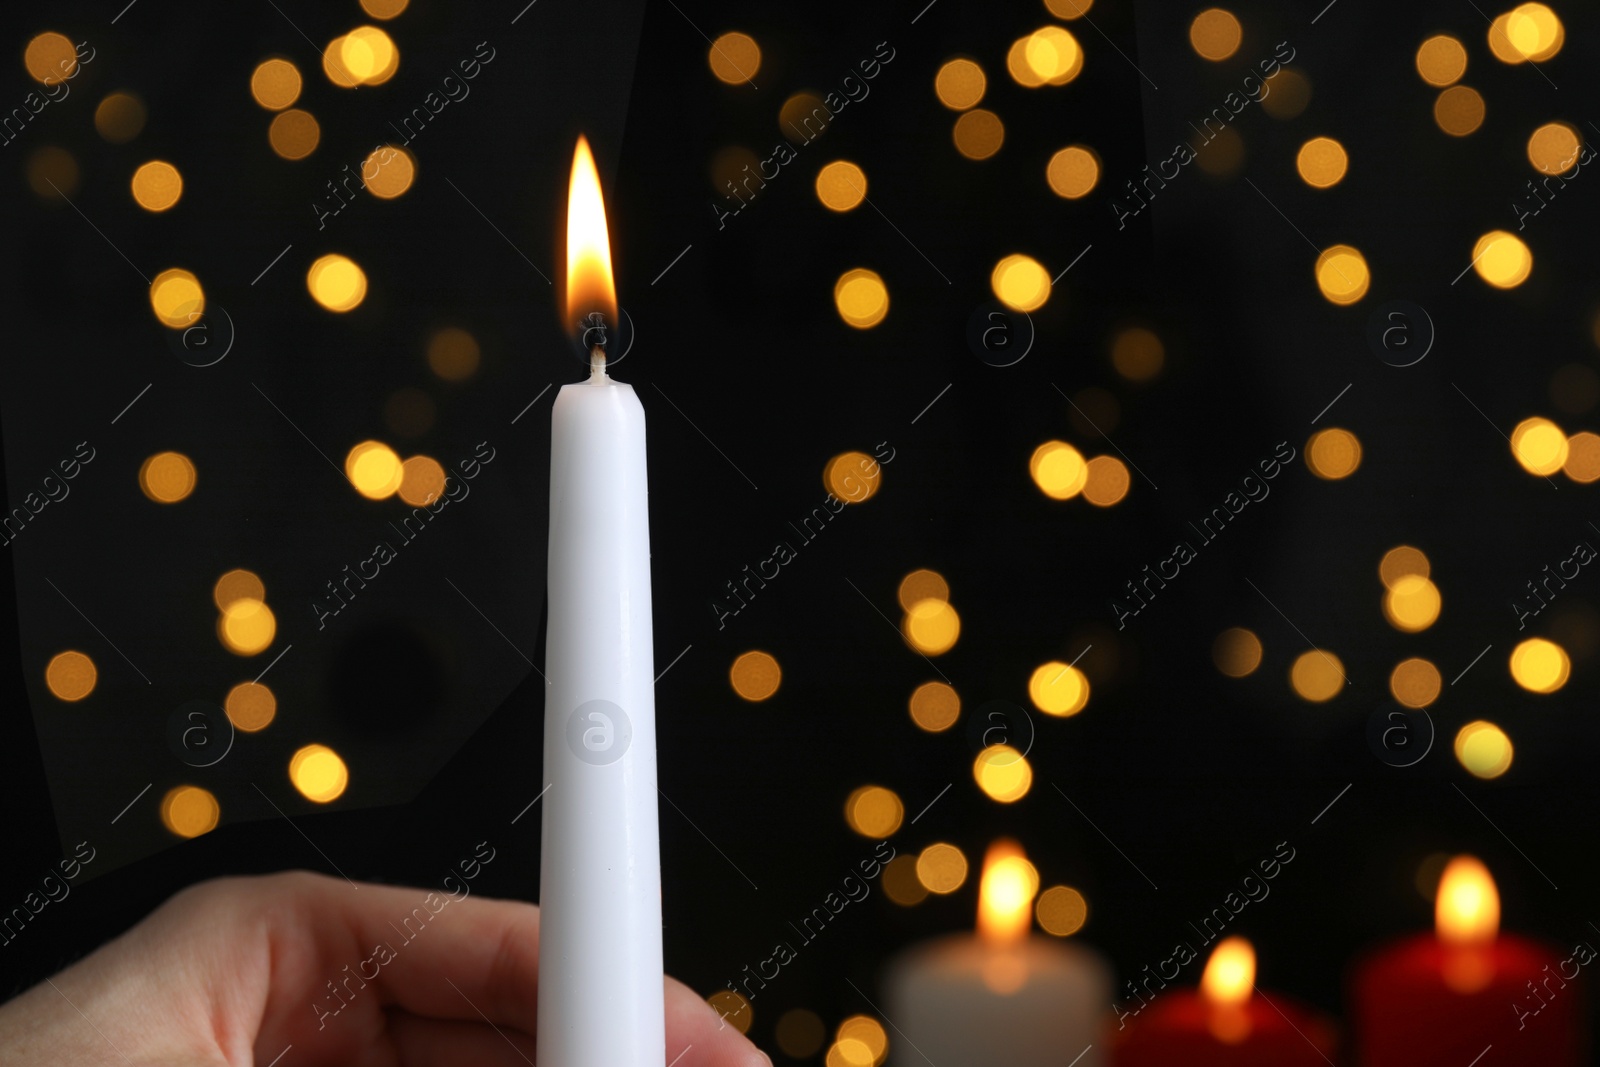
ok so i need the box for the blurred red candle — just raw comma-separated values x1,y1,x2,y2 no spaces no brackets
1113,936,1337,1066
1351,855,1586,1066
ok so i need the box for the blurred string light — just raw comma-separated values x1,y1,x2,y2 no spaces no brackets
1434,86,1485,136
1314,245,1370,305
1416,35,1468,86
160,785,220,838
1379,545,1431,587
397,455,447,507
1563,432,1600,483
898,569,949,611
1261,69,1311,119
360,0,409,17
1189,8,1242,61
1212,627,1262,677
780,92,830,142
340,27,399,85
219,598,276,655
708,31,760,85
1306,427,1362,479
149,268,204,328
846,785,903,837
834,268,889,328
1047,145,1100,199
1082,456,1130,506
213,569,265,611
324,38,360,88
225,681,276,732
1112,327,1165,381
290,743,349,803
953,109,1004,159
835,1017,888,1067
95,92,146,143
45,650,96,701
1028,661,1090,716
1511,416,1567,474
1030,441,1088,500
131,160,183,212
882,854,928,905
250,58,302,110
826,1039,875,1067
776,1010,826,1060
139,450,196,503
1025,27,1084,85
428,327,480,380
27,147,77,199
1527,122,1580,175
24,32,78,82
903,598,960,654
345,440,403,499
308,253,367,311
917,842,968,893
1036,885,1088,936
935,58,986,110
707,990,753,1035
1491,3,1563,62
1296,137,1347,188
1510,636,1569,693
269,109,321,159
729,650,781,701
363,145,416,198
825,450,882,502
1455,721,1514,779
973,744,1032,802
991,254,1050,312
1290,650,1344,702
815,160,867,212
1385,575,1442,632
909,680,960,731
1471,230,1532,288
1389,657,1442,708
1045,0,1093,17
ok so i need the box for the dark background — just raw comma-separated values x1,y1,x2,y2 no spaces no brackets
3,0,1598,1059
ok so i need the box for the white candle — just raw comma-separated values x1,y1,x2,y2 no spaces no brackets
537,137,664,1067
883,841,1112,1066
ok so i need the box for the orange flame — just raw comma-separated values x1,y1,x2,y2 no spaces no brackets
977,839,1037,948
1436,855,1499,946
1201,936,1255,1044
564,135,616,335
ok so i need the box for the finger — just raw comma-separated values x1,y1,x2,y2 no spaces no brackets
665,976,769,1067
387,1011,537,1067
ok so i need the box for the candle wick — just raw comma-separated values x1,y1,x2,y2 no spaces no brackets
589,345,607,382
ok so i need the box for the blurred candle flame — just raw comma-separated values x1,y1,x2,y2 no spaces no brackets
1437,855,1499,993
1201,936,1255,1044
565,135,617,338
977,840,1037,994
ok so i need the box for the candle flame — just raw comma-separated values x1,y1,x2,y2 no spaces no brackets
1201,936,1255,1008
1436,855,1499,945
564,135,617,338
977,839,1038,948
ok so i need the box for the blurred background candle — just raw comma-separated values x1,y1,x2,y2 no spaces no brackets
1351,855,1586,1066
883,840,1112,1067
1112,936,1337,1066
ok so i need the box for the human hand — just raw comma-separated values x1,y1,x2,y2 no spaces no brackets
0,870,767,1067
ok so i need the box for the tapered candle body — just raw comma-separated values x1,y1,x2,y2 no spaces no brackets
1112,989,1337,1066
537,367,664,1067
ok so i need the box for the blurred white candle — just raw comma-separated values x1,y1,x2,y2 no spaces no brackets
538,136,664,1067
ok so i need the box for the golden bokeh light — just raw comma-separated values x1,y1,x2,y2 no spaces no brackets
1290,650,1345,702
815,160,867,212
1028,661,1090,716
916,843,968,894
903,598,960,655
341,26,399,85
882,854,929,905
1212,627,1263,678
220,597,276,656
834,268,889,328
1261,69,1311,120
45,650,96,702
845,785,904,837
1379,545,1431,588
992,254,1051,312
825,450,883,503
836,1017,888,1067
344,440,403,499
708,991,753,1034
1471,230,1532,289
1385,575,1442,633
1006,35,1048,89
269,108,321,160
161,785,220,838
1455,721,1514,780
730,650,782,701
898,569,950,612
1415,35,1467,86
973,744,1033,803
1112,327,1165,381
1306,428,1362,480
1527,122,1580,176
1314,245,1370,305
139,451,197,503
1563,431,1600,483
1511,416,1567,475
95,92,147,143
935,58,986,110
290,743,350,803
28,146,78,200
427,327,480,381
1046,0,1093,16
149,268,204,329
1082,455,1131,506
1510,637,1569,693
1190,8,1242,61
1047,145,1100,199
323,37,359,88
1434,86,1485,137
1505,3,1563,61
1296,137,1347,188
708,32,761,85
225,681,277,732
24,32,77,84
777,1009,827,1060
308,253,367,311
213,569,265,612
1389,657,1442,708
1030,440,1088,500
361,0,409,17
1037,885,1088,936
826,1040,874,1067
363,145,416,198
953,109,1004,160
397,455,447,507
131,160,183,212
251,58,302,110
909,680,961,732
1024,27,1083,85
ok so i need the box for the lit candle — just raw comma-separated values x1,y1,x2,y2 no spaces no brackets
1112,936,1337,1066
537,136,665,1067
883,840,1113,1066
1351,855,1586,1066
